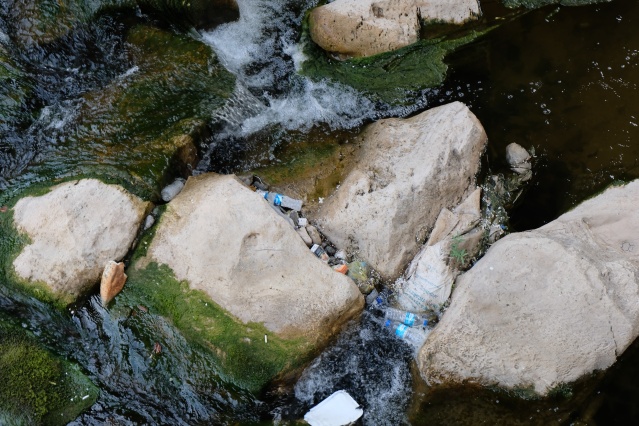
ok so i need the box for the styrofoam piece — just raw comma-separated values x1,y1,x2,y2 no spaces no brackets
304,390,363,426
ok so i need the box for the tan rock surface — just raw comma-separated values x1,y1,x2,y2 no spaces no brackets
144,173,363,342
309,0,481,58
12,179,149,300
418,180,639,395
315,102,487,279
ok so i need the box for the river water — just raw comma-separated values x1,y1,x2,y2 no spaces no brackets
2,0,639,424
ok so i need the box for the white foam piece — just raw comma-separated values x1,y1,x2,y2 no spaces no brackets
304,390,363,426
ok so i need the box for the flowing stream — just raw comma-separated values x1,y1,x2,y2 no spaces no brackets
2,0,639,424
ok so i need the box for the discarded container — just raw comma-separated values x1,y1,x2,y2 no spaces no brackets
311,244,329,262
257,190,303,211
384,320,429,348
347,261,369,284
161,178,185,202
384,306,434,328
332,264,348,274
304,390,363,426
366,288,390,309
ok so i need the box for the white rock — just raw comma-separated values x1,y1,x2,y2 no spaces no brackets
418,180,639,396
143,173,363,341
309,0,480,58
315,102,487,280
12,179,149,300
505,142,531,169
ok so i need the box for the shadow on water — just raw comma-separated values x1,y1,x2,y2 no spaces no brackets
435,0,639,230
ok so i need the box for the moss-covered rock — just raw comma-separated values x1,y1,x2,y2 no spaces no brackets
0,318,98,425
1,0,237,49
502,0,610,8
0,43,33,132
115,262,312,393
300,22,491,106
6,24,235,202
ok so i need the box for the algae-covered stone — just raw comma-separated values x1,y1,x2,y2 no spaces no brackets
10,179,149,304
9,24,235,201
125,173,363,391
301,26,489,105
0,319,98,425
0,42,33,132
1,0,238,49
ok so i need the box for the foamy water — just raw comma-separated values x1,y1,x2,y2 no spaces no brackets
201,0,415,135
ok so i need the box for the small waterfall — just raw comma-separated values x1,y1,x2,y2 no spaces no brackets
200,0,406,136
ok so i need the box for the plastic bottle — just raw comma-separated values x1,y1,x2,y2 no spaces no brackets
384,306,434,328
366,288,391,310
384,320,429,347
257,190,303,211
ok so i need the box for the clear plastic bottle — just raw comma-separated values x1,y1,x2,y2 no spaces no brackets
384,306,434,328
384,320,429,347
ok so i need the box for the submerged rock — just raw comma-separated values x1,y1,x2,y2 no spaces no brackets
309,0,481,58
11,179,149,303
0,320,98,425
3,23,235,202
129,173,363,391
419,180,639,396
315,102,487,280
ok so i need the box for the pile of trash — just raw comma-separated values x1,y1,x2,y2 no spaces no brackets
242,175,379,294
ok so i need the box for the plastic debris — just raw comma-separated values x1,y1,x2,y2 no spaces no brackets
332,264,348,274
311,244,329,262
257,190,303,211
161,178,186,202
304,390,363,426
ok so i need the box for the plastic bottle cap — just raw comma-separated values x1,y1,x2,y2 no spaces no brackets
384,319,391,327
422,320,428,327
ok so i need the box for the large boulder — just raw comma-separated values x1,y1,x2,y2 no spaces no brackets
309,0,480,58
418,180,639,396
11,179,149,302
140,173,363,341
314,102,487,280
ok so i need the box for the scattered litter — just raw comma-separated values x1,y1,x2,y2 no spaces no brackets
82,395,90,400
264,334,268,343
143,214,155,230
332,264,348,274
311,244,329,262
161,178,186,202
257,190,303,211
298,217,308,227
153,342,162,355
335,249,347,261
383,320,429,349
304,390,363,426
0,206,7,213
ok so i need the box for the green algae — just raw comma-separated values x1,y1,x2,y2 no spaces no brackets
116,261,311,393
0,318,98,425
8,23,234,202
0,44,33,130
300,18,492,106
